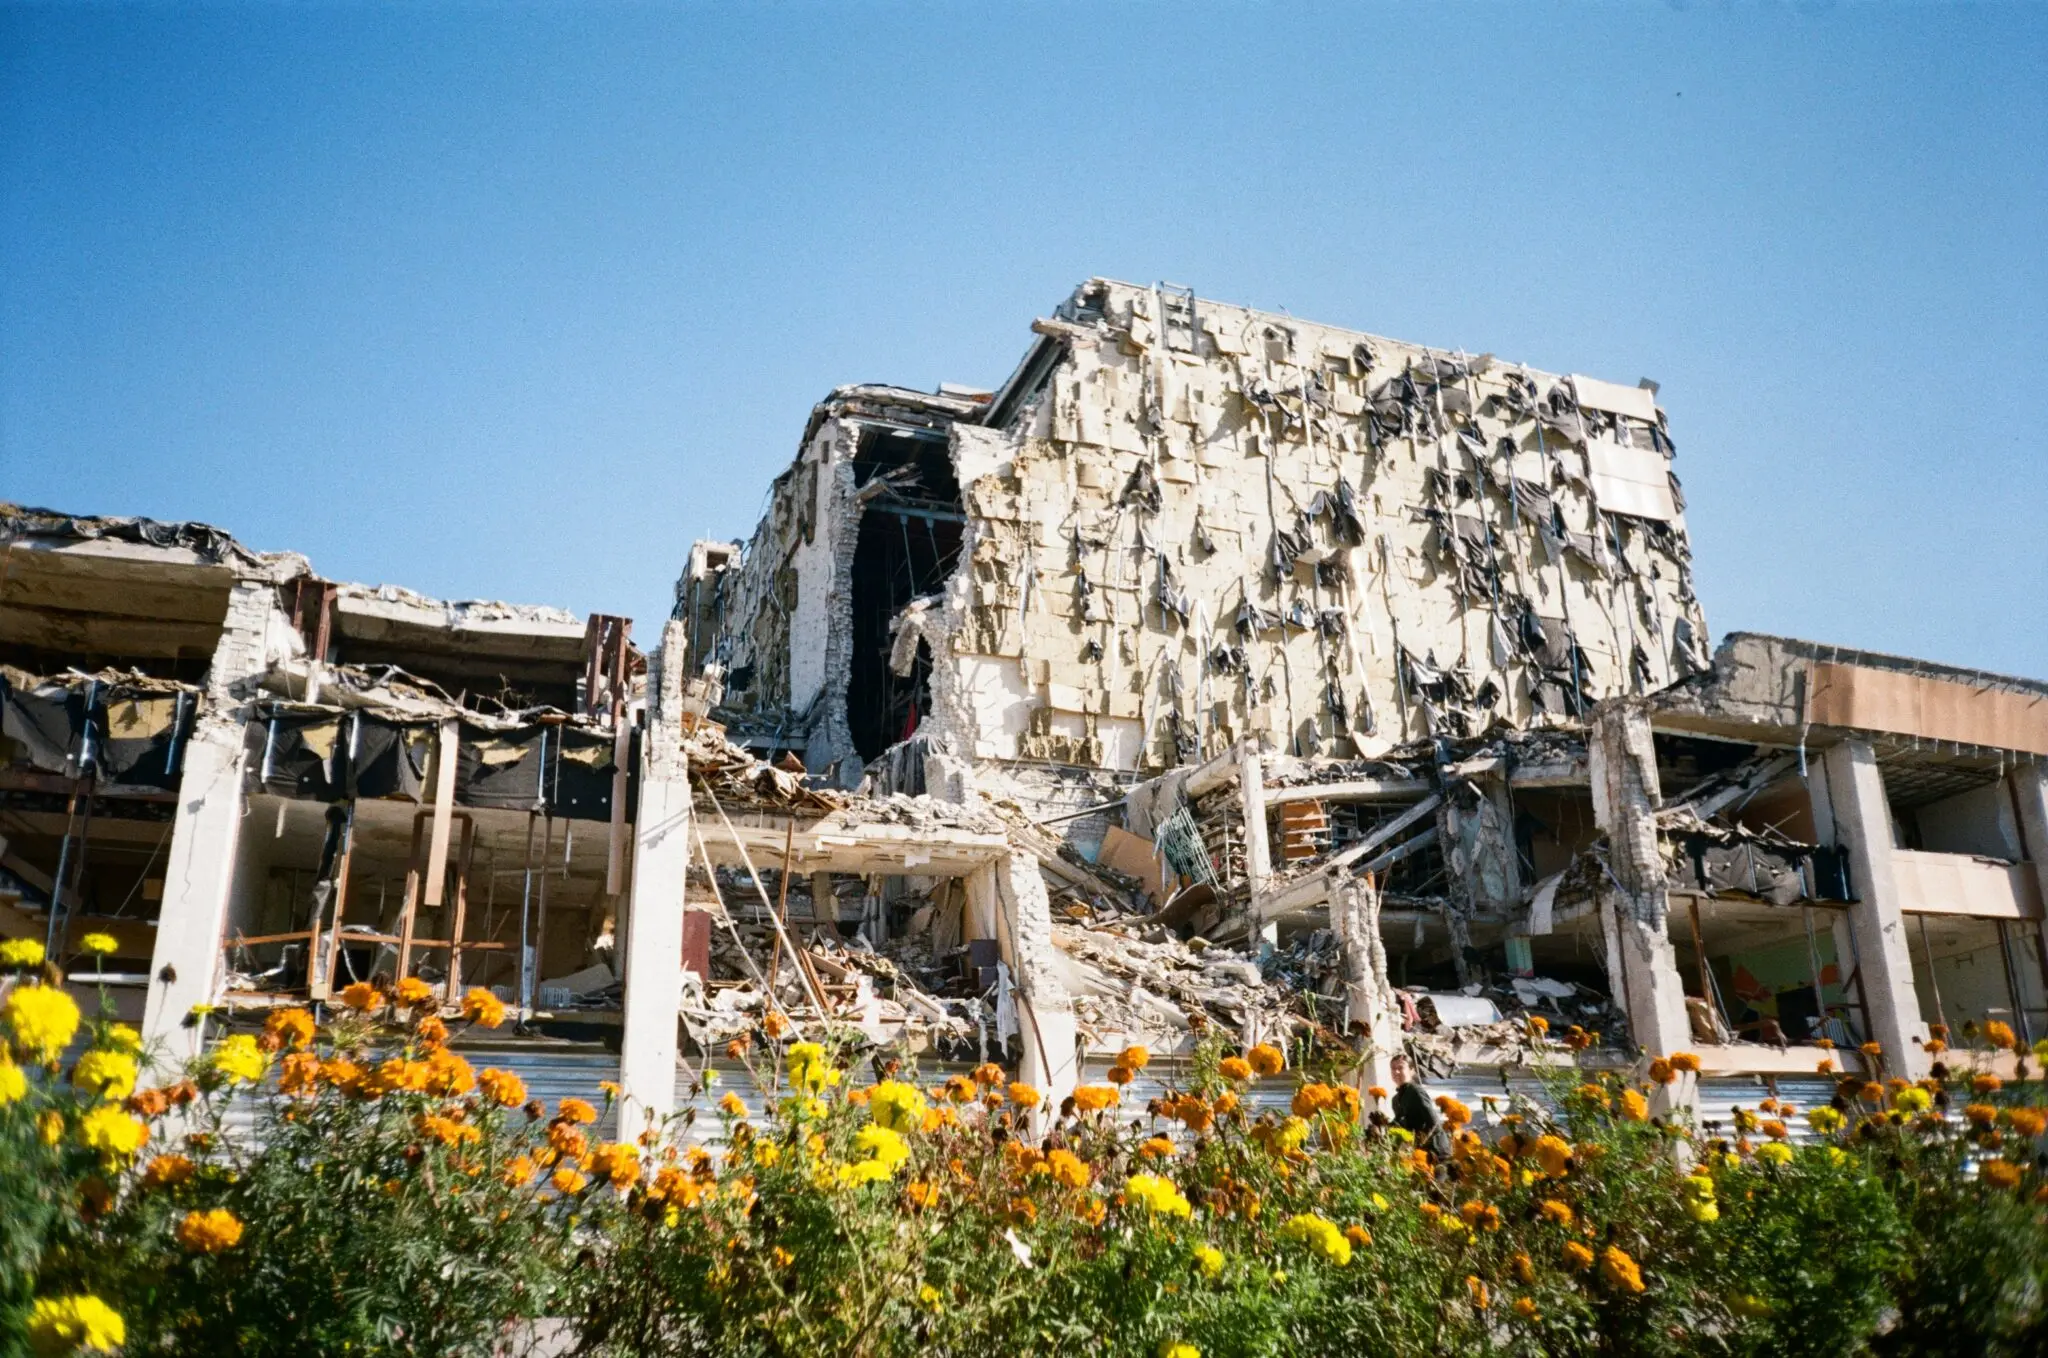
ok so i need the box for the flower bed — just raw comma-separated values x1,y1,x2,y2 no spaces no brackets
3,940,2047,1356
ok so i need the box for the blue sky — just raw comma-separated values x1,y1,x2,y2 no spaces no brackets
3,2,2043,677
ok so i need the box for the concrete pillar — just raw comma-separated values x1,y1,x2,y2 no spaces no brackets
2010,765,2048,930
981,850,1077,1137
1334,875,1399,1093
1816,739,1927,1078
617,622,693,1129
142,579,280,1067
1238,743,1273,895
1587,700,1694,1114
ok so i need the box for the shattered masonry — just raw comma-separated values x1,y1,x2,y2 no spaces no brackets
4,280,2047,1129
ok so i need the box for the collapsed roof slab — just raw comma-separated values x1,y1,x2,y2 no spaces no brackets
695,808,1011,877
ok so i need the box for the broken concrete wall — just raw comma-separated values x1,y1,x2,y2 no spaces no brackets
928,281,1707,787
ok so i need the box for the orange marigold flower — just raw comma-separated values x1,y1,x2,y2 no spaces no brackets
142,1153,196,1190
1648,1058,1675,1085
1563,1241,1595,1272
1563,1025,1593,1051
1981,1160,2023,1190
415,1014,449,1048
1762,1120,1789,1141
396,977,436,1008
1618,1090,1649,1122
1344,1223,1371,1247
1077,1194,1107,1226
1247,1044,1285,1077
479,1068,526,1108
1139,1135,1176,1160
1973,1075,2003,1095
1048,1148,1091,1190
339,981,380,1012
1600,1245,1645,1293
2007,1108,2047,1138
762,1010,789,1039
278,1052,321,1096
1218,1056,1253,1082
1511,1251,1536,1285
1292,1083,1340,1119
1985,1021,2017,1050
1460,1200,1502,1232
1859,1041,1883,1058
557,1097,599,1125
592,1142,641,1188
1072,1085,1119,1113
1514,1296,1539,1320
1118,1044,1151,1072
550,1166,588,1194
1367,1085,1389,1100
547,1123,589,1160
719,1091,746,1117
1538,1198,1574,1227
1214,1092,1240,1117
971,1062,1005,1087
1436,1095,1472,1129
264,1007,316,1050
941,1075,976,1103
1574,1084,1610,1110
1965,1103,1999,1128
1106,1065,1136,1086
175,1208,244,1254
1673,1052,1704,1075
1008,1082,1041,1108
425,1049,475,1097
417,1113,481,1148
460,988,506,1029
1526,1014,1550,1037
502,1154,537,1186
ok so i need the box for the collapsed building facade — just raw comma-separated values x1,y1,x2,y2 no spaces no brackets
5,279,2045,1130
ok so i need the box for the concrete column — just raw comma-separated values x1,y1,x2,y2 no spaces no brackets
1587,700,1694,1114
985,850,1078,1137
617,621,693,1129
143,580,281,1067
1238,744,1273,895
1817,739,1927,1078
1334,875,1399,1093
2010,765,2048,928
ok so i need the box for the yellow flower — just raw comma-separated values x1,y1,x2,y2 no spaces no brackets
1124,1172,1193,1219
395,976,435,1008
851,1124,910,1176
1279,1213,1352,1266
1600,1246,1645,1293
551,1166,589,1195
0,938,47,968
1618,1089,1649,1122
72,1049,138,1102
1533,1134,1573,1177
1192,1244,1224,1278
785,1041,837,1093
918,1283,942,1310
0,1058,26,1105
1008,1081,1041,1108
175,1208,244,1253
210,1034,268,1085
1538,1199,1574,1227
1756,1141,1794,1166
1247,1044,1285,1077
1159,1343,1200,1358
1563,1241,1595,1272
79,932,118,957
1893,1086,1932,1115
719,1090,747,1117
78,1105,147,1162
27,1294,125,1354
1807,1106,1844,1134
867,1080,927,1133
5,984,81,1062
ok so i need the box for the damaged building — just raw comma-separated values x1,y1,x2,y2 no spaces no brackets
5,279,2045,1130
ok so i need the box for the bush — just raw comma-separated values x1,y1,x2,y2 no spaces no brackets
4,957,2047,1357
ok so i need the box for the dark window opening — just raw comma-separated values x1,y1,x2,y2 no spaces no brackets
846,427,963,764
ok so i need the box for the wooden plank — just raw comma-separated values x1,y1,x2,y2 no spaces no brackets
311,801,354,1001
1266,777,1431,806
443,817,475,1005
394,812,428,980
421,719,459,907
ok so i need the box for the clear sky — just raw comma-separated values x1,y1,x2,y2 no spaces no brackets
3,2,2042,678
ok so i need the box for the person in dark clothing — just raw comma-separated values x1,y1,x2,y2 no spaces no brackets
1388,1053,1453,1160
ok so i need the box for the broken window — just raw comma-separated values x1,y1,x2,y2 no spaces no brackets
846,427,963,762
